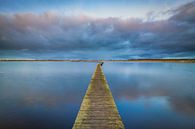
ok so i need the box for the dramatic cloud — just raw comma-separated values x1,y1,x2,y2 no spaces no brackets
170,1,195,23
0,1,195,59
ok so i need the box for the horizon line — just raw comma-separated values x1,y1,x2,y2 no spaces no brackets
0,59,195,63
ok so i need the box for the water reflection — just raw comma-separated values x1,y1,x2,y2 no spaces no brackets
103,62,195,129
0,62,195,129
0,62,96,129
103,63,195,115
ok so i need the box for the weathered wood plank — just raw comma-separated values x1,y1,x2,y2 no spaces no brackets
72,64,125,129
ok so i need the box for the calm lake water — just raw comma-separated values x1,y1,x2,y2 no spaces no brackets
0,62,195,129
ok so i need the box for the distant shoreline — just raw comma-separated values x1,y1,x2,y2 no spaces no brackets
0,59,195,63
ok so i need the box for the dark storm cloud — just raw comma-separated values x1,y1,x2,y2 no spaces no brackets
170,1,195,23
0,1,195,58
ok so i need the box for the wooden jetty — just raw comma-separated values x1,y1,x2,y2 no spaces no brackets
72,64,125,129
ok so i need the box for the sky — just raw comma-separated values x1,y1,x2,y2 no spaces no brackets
0,0,195,59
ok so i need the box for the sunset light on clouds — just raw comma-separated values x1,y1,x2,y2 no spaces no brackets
0,0,195,59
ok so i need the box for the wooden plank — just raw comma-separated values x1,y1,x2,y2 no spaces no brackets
72,64,125,129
